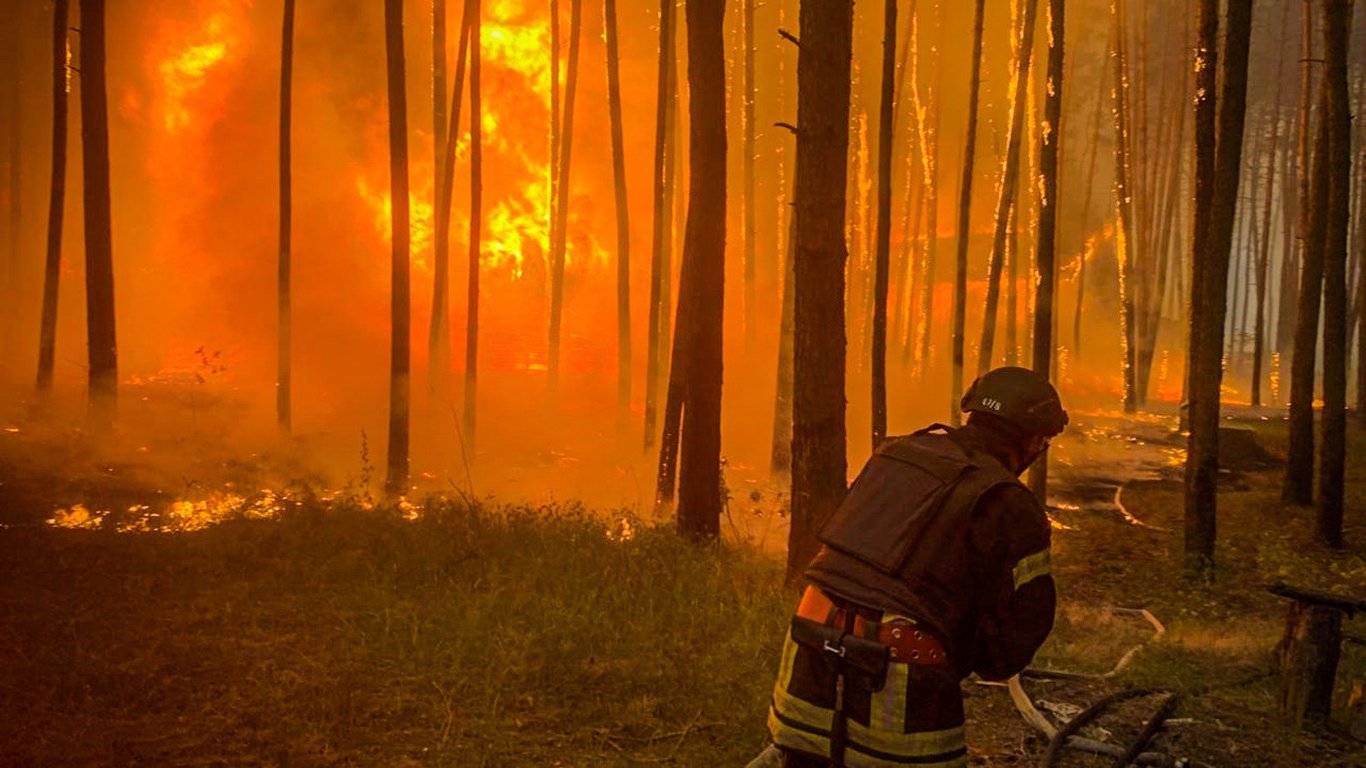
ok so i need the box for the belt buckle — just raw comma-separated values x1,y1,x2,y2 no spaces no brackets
822,639,847,658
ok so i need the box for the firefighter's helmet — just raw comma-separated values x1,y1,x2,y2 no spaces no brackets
961,366,1069,437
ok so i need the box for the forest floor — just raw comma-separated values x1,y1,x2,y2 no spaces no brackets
2,408,1366,766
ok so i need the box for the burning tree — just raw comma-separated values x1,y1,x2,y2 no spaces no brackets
80,0,119,428
36,0,70,397
383,0,412,496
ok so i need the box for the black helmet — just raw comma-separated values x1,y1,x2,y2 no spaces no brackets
961,366,1069,437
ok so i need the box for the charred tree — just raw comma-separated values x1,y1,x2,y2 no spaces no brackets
464,0,482,449
1318,0,1351,548
606,0,632,426
788,0,853,580
1073,59,1109,359
383,0,412,496
80,0,118,427
277,0,295,431
666,0,726,541
548,0,583,390
1028,0,1064,504
909,8,941,383
950,0,987,424
772,191,796,475
36,0,69,396
429,0,446,390
644,0,676,449
1184,0,1253,576
871,0,896,448
978,0,1041,376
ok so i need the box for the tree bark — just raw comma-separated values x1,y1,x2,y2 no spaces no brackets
671,0,727,541
1317,0,1351,548
548,0,583,389
772,189,796,475
788,0,852,580
429,0,446,392
1184,0,1253,577
464,0,482,450
606,0,632,427
870,0,896,449
36,0,69,396
643,0,676,449
978,0,1041,376
79,0,118,428
1253,11,1291,408
1028,0,1064,504
1277,601,1343,724
383,0,412,496
908,8,940,383
743,0,757,354
950,0,987,424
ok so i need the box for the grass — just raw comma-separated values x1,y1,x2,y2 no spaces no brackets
0,501,791,766
3,415,1366,765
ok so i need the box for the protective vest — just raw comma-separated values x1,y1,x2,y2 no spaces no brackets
806,426,1023,660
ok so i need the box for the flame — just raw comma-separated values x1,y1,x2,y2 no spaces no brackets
155,9,243,134
355,175,436,271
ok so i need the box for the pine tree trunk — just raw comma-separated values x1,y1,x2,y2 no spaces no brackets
1110,0,1140,413
978,0,1040,376
383,0,412,496
743,0,757,353
1317,0,1351,548
644,0,676,449
788,0,853,581
908,7,940,383
430,4,473,393
464,0,482,451
1253,63,1286,408
606,0,632,427
870,0,896,449
36,0,68,396
950,0,987,423
1005,201,1018,366
79,0,118,428
1027,0,1064,504
671,0,727,541
428,0,445,394
772,190,796,475
277,0,295,431
548,0,583,389
1184,0,1253,576
1285,91,1330,507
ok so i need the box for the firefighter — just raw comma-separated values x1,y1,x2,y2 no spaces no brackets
766,366,1066,768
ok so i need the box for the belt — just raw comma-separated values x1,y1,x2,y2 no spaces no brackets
796,585,949,667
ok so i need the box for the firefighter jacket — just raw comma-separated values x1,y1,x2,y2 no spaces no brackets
805,424,1056,682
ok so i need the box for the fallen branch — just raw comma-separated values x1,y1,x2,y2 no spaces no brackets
1008,677,1169,766
1039,687,1168,768
1111,693,1181,768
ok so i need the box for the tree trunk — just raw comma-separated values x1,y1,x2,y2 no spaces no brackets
464,0,482,450
1317,0,1351,548
430,3,473,393
950,0,987,424
1028,0,1064,504
428,0,446,392
1277,601,1343,724
1253,12,1291,408
643,0,676,450
1281,0,1317,368
743,0,757,353
606,0,631,428
548,0,583,389
788,0,853,580
1005,201,1018,367
1184,0,1253,577
909,7,940,383
1285,91,1330,508
671,0,727,541
772,189,796,475
870,0,896,449
36,0,69,396
277,0,295,431
978,0,1041,376
79,0,118,428
1110,0,1139,413
383,0,412,496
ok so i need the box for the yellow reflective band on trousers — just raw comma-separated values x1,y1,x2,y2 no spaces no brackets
1011,548,1051,591
767,632,968,767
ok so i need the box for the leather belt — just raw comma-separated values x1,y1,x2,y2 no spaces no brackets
797,585,949,667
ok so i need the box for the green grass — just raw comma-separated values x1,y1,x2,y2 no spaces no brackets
0,501,792,766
